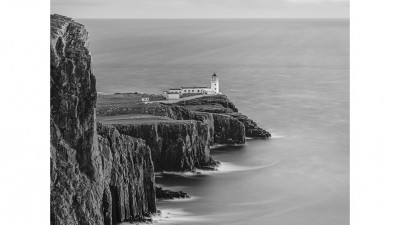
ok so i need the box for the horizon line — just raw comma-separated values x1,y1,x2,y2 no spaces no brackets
73,17,349,20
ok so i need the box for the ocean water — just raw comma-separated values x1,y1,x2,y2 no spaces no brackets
79,19,349,225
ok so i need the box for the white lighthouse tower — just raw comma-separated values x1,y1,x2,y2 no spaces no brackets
211,73,220,94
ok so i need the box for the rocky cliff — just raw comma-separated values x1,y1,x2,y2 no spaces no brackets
212,113,246,144
50,13,97,178
50,14,156,225
172,95,271,138
98,102,248,145
97,123,156,223
98,103,224,171
109,120,218,172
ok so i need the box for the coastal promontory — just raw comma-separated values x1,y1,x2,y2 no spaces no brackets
50,13,270,225
97,93,271,172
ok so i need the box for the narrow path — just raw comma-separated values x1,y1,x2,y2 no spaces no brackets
153,94,216,104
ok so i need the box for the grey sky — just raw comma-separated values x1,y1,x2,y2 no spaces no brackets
51,0,349,18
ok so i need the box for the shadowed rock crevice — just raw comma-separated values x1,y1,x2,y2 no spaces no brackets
110,186,120,223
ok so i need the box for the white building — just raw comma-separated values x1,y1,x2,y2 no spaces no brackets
163,73,221,99
210,73,220,94
181,86,208,94
168,88,182,94
141,97,149,102
162,92,180,100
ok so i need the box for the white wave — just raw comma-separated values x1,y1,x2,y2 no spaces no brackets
150,208,208,224
119,208,206,225
196,161,276,175
216,162,266,173
158,161,277,177
158,196,199,203
210,143,245,150
160,171,202,177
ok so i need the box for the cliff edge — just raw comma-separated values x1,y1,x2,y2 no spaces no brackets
50,14,156,225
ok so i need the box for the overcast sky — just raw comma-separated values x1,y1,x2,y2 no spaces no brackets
51,0,349,19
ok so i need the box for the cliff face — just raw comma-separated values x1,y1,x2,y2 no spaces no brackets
98,103,221,171
50,14,156,225
172,95,271,138
50,13,97,178
51,122,156,224
98,103,247,145
227,112,270,138
111,120,217,172
212,113,245,144
97,123,156,223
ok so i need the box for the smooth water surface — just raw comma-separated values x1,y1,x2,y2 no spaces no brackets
79,19,349,225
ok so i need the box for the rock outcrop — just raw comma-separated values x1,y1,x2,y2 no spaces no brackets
98,102,248,145
97,93,270,141
97,123,156,223
171,95,271,138
50,14,156,225
98,104,221,171
50,13,97,178
227,112,270,138
212,113,245,144
156,187,190,200
110,120,218,172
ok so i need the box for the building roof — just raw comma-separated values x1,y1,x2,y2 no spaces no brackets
169,88,182,90
181,86,208,89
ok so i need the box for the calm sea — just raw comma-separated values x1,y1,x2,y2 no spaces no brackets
79,19,349,225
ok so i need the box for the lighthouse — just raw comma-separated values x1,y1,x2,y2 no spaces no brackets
211,73,220,94
163,73,221,98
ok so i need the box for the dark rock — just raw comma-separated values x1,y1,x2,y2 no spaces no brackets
227,112,271,138
98,103,221,171
50,14,156,225
98,102,248,144
50,13,97,178
171,95,271,138
212,113,245,144
97,123,156,222
110,120,219,172
156,187,190,200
